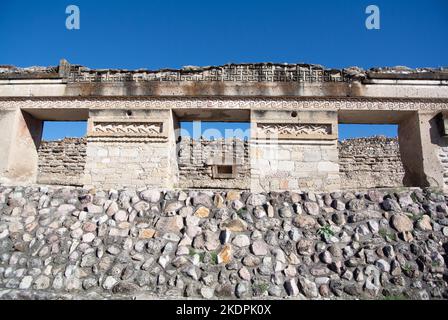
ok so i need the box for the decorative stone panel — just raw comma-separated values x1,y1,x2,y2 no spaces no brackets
91,121,163,137
66,63,354,83
256,123,334,140
1,97,447,112
87,118,168,142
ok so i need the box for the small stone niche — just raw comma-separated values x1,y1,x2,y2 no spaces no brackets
212,164,238,179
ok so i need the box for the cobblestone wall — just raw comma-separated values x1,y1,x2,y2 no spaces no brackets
0,185,447,300
339,136,405,189
37,138,86,186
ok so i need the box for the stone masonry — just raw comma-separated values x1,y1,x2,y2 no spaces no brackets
1,60,448,302
251,110,340,192
339,136,405,189
37,138,86,186
0,185,447,300
36,136,406,192
177,138,250,190
35,136,412,192
82,109,178,190
1,60,448,192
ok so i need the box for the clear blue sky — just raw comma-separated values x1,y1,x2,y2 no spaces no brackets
1,0,447,140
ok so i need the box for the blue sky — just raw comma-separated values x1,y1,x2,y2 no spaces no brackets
41,122,397,140
1,0,447,140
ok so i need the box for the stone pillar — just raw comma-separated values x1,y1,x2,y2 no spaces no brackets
0,109,43,185
399,110,448,191
83,109,179,189
250,110,339,192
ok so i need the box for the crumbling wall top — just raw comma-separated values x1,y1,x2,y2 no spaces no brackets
0,65,59,79
1,59,447,82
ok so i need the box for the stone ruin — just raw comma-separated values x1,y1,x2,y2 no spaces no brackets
35,135,405,190
0,60,448,300
0,60,448,193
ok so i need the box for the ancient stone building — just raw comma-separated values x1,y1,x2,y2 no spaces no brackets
0,60,447,192
1,61,448,301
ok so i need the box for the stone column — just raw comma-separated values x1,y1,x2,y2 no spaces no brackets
83,109,179,189
250,110,339,192
0,109,43,185
399,110,448,191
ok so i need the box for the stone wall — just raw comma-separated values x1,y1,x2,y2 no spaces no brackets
438,147,448,189
0,185,447,300
250,110,340,193
338,136,405,190
82,109,178,190
84,142,174,190
37,138,86,186
177,138,250,189
35,136,407,192
251,141,340,192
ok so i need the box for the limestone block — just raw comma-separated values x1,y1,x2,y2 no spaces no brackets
317,161,339,173
303,149,322,162
278,161,295,172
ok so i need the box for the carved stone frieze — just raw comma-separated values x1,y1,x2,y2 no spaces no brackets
92,122,163,136
1,97,447,112
87,121,166,143
257,123,331,136
67,64,352,83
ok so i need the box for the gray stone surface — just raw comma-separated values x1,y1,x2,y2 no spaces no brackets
339,137,405,189
0,186,447,300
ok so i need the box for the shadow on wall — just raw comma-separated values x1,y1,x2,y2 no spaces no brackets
429,113,448,189
23,111,43,150
429,113,448,147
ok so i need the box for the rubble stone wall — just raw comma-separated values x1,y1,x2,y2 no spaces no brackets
0,185,447,300
177,138,250,189
37,138,87,186
339,136,405,189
